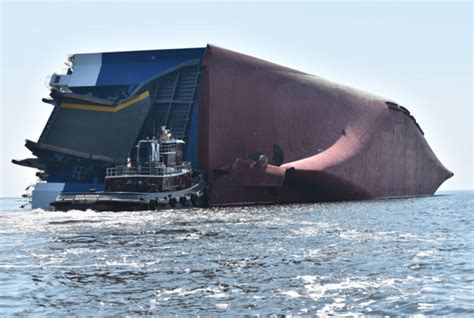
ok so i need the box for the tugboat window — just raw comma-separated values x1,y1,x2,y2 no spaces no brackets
138,143,152,165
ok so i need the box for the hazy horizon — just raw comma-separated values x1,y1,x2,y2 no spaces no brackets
1,1,472,197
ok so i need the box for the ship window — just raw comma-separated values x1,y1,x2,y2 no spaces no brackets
138,142,152,165
72,166,86,180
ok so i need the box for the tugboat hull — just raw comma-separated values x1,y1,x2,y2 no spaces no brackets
51,181,206,211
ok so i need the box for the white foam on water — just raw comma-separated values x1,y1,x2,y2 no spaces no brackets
317,297,360,317
296,275,318,284
292,222,333,237
280,290,301,299
215,303,229,310
358,299,375,307
414,247,441,258
397,233,436,243
208,291,227,299
338,229,363,240
157,286,222,298
303,248,321,258
297,276,397,301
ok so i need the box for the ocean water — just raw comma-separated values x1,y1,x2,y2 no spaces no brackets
0,191,472,316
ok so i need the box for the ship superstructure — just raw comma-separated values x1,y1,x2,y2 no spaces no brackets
13,47,205,208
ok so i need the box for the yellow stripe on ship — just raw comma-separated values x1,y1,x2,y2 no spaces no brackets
60,91,150,112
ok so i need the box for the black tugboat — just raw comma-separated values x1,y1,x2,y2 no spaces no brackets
51,127,206,211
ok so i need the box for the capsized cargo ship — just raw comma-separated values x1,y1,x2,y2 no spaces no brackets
12,45,453,209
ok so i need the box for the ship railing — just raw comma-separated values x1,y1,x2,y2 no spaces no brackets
160,143,178,154
106,162,192,177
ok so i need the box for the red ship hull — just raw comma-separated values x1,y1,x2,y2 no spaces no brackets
199,46,452,206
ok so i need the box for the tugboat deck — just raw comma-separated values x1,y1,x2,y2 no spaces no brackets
51,180,206,211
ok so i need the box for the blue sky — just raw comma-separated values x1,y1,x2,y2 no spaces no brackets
0,1,472,197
